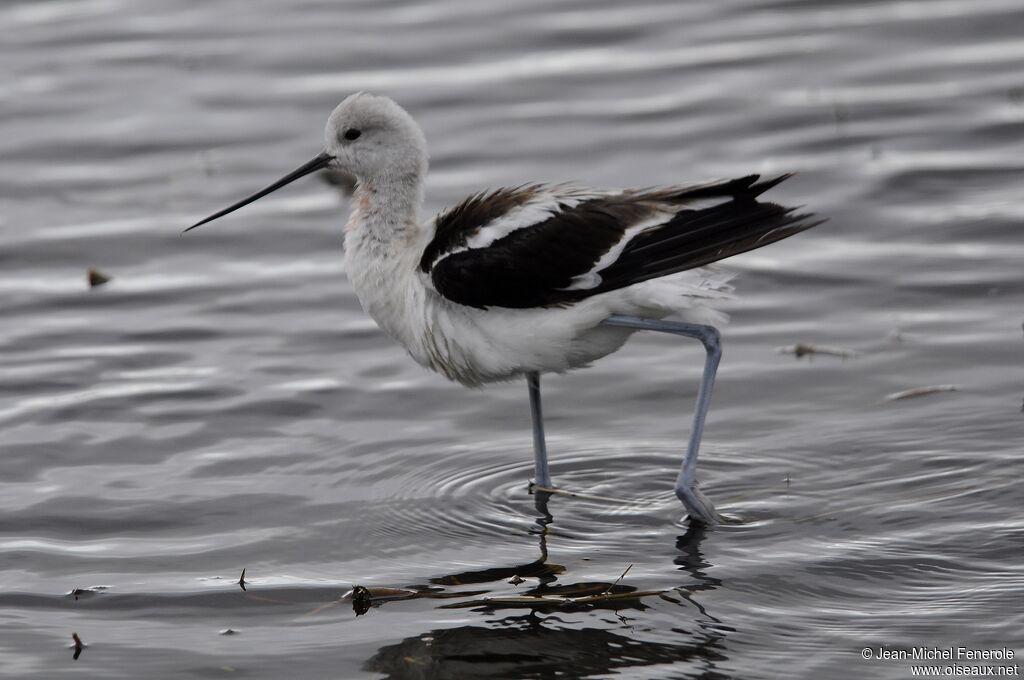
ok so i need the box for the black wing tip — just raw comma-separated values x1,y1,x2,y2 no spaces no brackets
747,172,796,197
757,212,826,244
773,205,828,232
667,172,799,202
591,196,826,294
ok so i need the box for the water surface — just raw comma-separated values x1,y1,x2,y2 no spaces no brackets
1,0,1022,677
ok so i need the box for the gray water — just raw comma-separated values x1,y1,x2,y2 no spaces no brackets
2,0,1023,678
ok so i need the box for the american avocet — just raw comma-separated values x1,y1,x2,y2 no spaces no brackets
187,93,821,524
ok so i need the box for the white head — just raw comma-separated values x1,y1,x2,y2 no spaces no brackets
186,93,428,232
324,93,428,183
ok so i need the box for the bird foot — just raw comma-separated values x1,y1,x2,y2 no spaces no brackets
675,479,724,525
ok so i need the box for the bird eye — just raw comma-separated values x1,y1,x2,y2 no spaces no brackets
343,128,361,141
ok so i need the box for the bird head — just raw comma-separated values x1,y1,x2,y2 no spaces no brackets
325,92,428,183
186,93,428,232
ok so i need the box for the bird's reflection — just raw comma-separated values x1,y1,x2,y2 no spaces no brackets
358,497,732,679
429,492,562,588
674,521,730,628
364,616,728,680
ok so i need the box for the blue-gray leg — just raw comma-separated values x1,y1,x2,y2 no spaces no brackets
525,316,723,523
601,315,724,524
527,371,552,489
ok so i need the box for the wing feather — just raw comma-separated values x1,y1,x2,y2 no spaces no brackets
424,175,822,309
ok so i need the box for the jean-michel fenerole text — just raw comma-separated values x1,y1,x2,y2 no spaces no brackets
874,647,1015,662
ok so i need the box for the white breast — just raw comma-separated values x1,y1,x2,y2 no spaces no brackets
343,210,732,387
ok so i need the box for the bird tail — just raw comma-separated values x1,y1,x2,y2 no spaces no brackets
590,174,824,295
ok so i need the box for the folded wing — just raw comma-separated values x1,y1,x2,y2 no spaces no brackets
423,175,822,309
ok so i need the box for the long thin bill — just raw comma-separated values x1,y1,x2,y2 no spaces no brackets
184,150,334,232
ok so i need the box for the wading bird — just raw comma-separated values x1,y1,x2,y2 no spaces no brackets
187,93,820,524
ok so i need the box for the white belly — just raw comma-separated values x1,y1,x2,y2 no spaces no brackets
413,298,636,385
345,230,730,386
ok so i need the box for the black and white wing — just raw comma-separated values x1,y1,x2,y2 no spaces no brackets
420,174,821,309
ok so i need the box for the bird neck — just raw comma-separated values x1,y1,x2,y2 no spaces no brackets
350,169,424,240
342,169,427,353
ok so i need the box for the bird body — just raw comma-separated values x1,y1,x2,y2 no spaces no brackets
343,180,736,386
187,92,821,523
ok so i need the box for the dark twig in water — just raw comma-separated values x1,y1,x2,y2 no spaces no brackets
615,610,637,631
603,564,633,595
71,632,85,660
777,343,858,359
438,588,666,610
529,482,643,504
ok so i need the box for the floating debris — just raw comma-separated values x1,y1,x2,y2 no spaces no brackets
344,581,423,614
507,575,525,586
340,585,439,616
350,585,374,616
71,632,85,660
219,628,240,636
777,343,858,359
344,586,422,601
438,588,667,610
528,482,638,504
237,568,246,592
603,564,633,595
87,268,111,288
885,385,958,401
67,585,111,601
